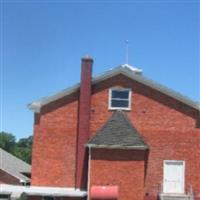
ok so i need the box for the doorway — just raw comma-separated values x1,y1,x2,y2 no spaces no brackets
163,160,185,194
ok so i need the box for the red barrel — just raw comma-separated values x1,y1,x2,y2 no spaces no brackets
90,186,119,199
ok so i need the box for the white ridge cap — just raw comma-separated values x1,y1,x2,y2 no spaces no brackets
121,64,143,74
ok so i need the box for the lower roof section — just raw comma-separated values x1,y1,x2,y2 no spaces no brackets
0,184,87,197
87,110,148,149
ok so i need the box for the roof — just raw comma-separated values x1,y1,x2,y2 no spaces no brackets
0,148,31,182
28,64,200,113
0,184,87,197
87,110,148,149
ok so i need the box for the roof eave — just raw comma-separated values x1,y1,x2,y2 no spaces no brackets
0,184,87,197
28,83,80,113
28,66,200,113
119,70,200,111
27,68,125,113
86,144,149,150
0,168,30,182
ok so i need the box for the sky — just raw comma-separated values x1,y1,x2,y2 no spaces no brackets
0,0,199,140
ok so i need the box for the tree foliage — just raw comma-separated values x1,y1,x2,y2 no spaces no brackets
0,132,16,153
0,132,32,164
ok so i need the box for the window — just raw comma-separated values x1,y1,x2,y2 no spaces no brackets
109,88,131,110
0,194,10,200
42,197,55,200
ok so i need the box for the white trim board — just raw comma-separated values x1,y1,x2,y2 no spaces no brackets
0,184,87,197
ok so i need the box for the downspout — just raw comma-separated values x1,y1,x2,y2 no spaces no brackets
87,147,91,200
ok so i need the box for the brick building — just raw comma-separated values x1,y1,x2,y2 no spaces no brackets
1,56,199,200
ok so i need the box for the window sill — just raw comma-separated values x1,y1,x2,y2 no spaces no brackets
108,107,131,111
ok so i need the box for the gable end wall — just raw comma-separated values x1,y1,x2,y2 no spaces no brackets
31,74,200,197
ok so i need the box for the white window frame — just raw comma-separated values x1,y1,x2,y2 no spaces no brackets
163,160,185,194
108,88,132,110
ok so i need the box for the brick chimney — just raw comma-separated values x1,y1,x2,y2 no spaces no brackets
75,56,93,189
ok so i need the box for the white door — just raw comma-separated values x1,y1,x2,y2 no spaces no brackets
163,160,185,194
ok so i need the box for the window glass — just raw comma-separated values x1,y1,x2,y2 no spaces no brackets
112,90,129,99
0,194,10,200
111,100,129,108
43,197,54,200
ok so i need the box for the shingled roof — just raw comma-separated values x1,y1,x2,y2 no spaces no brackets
87,110,148,149
0,148,31,182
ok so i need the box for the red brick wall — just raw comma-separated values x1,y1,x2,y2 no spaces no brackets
89,149,146,200
141,129,200,196
31,92,79,187
90,75,198,136
0,169,20,185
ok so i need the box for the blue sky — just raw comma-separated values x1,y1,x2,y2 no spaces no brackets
0,0,199,139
